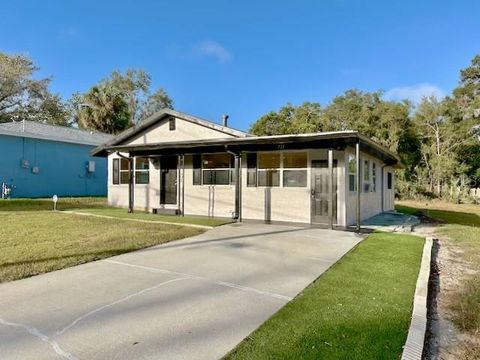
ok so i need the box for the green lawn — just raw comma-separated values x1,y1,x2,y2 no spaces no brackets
71,208,232,227
396,200,480,336
0,197,107,211
225,232,424,360
0,198,232,227
0,198,204,282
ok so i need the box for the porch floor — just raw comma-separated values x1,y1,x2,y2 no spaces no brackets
361,211,420,233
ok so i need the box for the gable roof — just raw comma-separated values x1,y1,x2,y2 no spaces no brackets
99,108,251,150
0,121,113,146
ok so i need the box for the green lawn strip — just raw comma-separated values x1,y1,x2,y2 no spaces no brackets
225,232,424,360
0,197,107,212
70,208,232,227
0,212,203,283
395,204,480,227
396,202,480,335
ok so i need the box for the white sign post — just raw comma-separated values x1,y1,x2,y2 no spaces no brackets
52,195,58,211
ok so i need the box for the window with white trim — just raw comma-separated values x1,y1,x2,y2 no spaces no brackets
348,154,356,192
257,153,280,187
135,157,150,184
120,158,130,184
282,152,307,187
363,159,370,192
202,153,232,185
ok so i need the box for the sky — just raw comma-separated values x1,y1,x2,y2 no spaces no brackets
2,0,480,131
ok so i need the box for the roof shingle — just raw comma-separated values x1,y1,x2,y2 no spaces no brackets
0,121,113,146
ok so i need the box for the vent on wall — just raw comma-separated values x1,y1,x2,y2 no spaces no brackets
31,166,39,174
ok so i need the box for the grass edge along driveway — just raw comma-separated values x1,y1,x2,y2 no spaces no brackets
224,232,425,360
0,211,204,283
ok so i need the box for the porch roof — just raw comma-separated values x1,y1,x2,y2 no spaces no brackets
91,130,402,167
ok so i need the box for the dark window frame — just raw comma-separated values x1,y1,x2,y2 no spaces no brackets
387,172,393,190
113,159,120,185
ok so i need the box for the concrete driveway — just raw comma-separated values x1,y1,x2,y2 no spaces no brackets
0,223,364,360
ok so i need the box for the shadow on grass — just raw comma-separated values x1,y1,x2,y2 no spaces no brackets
396,204,480,227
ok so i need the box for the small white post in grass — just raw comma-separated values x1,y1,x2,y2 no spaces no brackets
52,195,58,211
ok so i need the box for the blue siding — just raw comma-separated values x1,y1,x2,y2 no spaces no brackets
0,134,107,198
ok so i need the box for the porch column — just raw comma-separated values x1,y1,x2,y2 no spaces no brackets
234,154,242,221
355,141,361,231
180,154,185,216
328,149,334,229
128,155,134,213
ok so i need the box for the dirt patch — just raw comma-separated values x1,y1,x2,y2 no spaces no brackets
415,222,480,359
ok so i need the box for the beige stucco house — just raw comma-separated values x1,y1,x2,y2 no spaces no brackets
92,109,400,229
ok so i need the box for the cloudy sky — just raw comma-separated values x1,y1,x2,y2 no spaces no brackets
2,0,479,130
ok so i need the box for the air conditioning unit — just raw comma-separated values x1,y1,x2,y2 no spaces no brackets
32,166,39,174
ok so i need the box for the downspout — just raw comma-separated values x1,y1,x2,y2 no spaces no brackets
116,152,134,213
225,146,242,221
355,141,361,232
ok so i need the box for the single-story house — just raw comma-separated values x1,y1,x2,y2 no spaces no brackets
92,109,400,229
0,120,112,198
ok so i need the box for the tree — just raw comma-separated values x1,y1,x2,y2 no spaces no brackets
139,88,173,119
76,85,131,134
74,69,173,133
0,52,69,125
249,102,322,135
453,55,480,121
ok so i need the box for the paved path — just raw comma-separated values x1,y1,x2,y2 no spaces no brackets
0,223,364,360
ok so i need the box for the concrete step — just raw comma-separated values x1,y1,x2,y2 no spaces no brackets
152,208,181,216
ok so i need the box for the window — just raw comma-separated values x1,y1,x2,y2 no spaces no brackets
120,158,130,184
112,159,119,185
247,153,257,187
387,172,393,189
202,153,231,185
363,160,370,192
258,153,280,187
193,155,201,185
348,154,356,191
135,157,150,184
169,117,176,131
372,162,377,192
282,152,307,187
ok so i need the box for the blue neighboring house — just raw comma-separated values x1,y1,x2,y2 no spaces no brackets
0,120,112,198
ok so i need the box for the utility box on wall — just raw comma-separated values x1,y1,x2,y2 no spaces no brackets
87,161,96,173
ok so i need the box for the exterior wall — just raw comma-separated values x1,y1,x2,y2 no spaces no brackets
241,149,346,225
107,153,161,211
383,167,395,211
344,147,395,225
106,147,394,226
128,116,235,145
0,134,108,198
108,150,347,225
183,155,236,218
